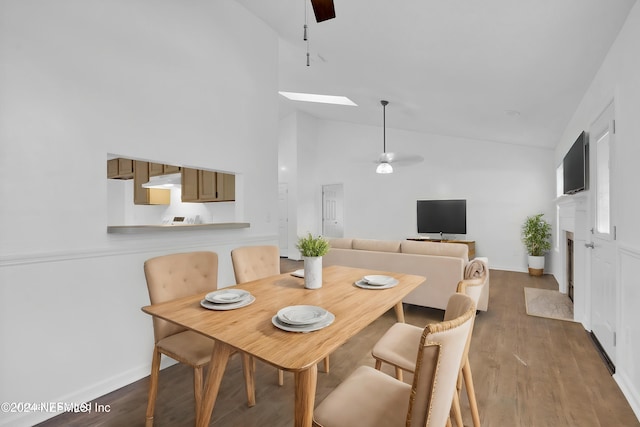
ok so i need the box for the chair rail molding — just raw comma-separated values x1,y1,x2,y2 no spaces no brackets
0,233,278,267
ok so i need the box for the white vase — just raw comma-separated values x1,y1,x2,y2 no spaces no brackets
303,256,323,289
528,255,545,276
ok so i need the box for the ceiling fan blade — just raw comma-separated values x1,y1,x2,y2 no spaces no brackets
391,154,425,166
310,0,336,22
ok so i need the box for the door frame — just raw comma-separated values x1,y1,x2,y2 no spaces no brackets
587,99,619,367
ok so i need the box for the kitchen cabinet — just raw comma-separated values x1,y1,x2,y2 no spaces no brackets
217,173,235,201
107,158,134,179
181,168,235,202
134,161,170,205
149,162,181,177
148,162,164,177
163,164,180,174
181,168,199,202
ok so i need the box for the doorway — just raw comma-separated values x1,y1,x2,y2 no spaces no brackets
322,184,344,238
278,183,289,257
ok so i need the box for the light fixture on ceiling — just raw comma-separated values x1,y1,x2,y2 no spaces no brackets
376,100,393,174
141,173,181,189
278,91,357,106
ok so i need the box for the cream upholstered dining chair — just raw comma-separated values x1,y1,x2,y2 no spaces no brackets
313,293,476,427
230,245,330,386
371,260,489,427
143,251,255,427
454,260,489,427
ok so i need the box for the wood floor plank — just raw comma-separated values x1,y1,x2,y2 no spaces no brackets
35,264,639,427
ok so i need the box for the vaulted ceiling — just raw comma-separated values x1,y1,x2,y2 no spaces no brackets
236,0,636,148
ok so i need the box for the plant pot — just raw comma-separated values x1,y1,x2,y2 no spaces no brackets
303,256,323,289
528,255,545,276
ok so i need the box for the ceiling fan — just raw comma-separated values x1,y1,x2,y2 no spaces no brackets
375,100,424,174
310,0,336,22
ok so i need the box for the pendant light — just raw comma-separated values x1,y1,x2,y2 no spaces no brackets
376,100,393,174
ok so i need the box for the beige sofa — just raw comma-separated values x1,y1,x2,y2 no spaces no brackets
323,238,489,311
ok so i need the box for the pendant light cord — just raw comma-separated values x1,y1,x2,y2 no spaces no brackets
304,0,310,66
381,100,388,152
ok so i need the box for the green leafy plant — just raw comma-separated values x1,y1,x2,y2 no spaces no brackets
296,233,329,257
521,213,552,256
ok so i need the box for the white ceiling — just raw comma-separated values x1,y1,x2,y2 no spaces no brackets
236,0,636,149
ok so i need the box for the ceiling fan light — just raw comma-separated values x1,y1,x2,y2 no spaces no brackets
376,162,393,174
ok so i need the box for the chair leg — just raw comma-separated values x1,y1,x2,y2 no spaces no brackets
278,369,284,386
394,366,403,382
193,365,203,420
451,390,464,427
241,353,256,407
463,357,481,427
374,359,382,370
446,417,453,427
323,356,330,373
145,347,162,427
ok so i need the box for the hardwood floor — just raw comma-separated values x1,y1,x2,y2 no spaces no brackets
37,261,639,427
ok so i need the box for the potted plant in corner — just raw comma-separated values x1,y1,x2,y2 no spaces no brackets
521,213,552,276
296,233,330,289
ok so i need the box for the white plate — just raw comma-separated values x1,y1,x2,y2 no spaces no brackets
363,275,395,286
355,279,399,290
200,295,255,310
272,312,335,333
205,289,250,304
277,305,328,325
290,269,304,278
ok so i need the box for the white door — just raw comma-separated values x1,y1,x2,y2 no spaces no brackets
278,183,289,257
588,102,617,366
322,184,344,238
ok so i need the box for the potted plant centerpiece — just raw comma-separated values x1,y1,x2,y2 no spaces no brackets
296,233,330,289
521,213,552,276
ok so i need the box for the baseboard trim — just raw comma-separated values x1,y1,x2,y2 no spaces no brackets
614,371,640,423
0,358,177,427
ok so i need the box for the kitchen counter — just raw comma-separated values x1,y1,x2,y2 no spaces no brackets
107,222,250,234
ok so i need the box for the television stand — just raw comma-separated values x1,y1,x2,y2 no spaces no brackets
406,238,476,259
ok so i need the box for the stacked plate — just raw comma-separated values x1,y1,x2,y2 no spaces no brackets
200,289,255,310
355,274,399,290
290,269,304,278
272,305,335,332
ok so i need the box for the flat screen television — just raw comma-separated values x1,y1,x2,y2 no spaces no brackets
417,199,467,235
563,131,588,195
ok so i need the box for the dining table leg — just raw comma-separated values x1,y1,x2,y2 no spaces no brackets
195,341,233,427
293,364,318,427
394,301,405,323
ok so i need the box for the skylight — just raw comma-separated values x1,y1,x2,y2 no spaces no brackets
278,91,357,106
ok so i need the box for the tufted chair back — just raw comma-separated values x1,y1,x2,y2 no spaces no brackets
407,293,475,427
231,245,280,284
144,251,218,343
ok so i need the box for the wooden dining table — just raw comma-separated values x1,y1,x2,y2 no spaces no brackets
142,264,426,427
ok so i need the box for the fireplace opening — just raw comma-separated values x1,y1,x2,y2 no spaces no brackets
566,231,574,302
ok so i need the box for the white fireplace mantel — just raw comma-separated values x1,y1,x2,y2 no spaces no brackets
556,192,589,326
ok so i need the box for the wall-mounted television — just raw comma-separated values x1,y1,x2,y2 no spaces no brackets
417,199,467,235
563,131,588,195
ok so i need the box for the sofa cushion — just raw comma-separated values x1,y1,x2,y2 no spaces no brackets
401,240,468,262
352,239,401,253
328,238,354,249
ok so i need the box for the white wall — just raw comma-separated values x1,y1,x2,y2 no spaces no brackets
553,1,640,419
0,1,278,426
283,114,557,272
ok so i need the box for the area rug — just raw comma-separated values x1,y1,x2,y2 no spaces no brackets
524,287,575,322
